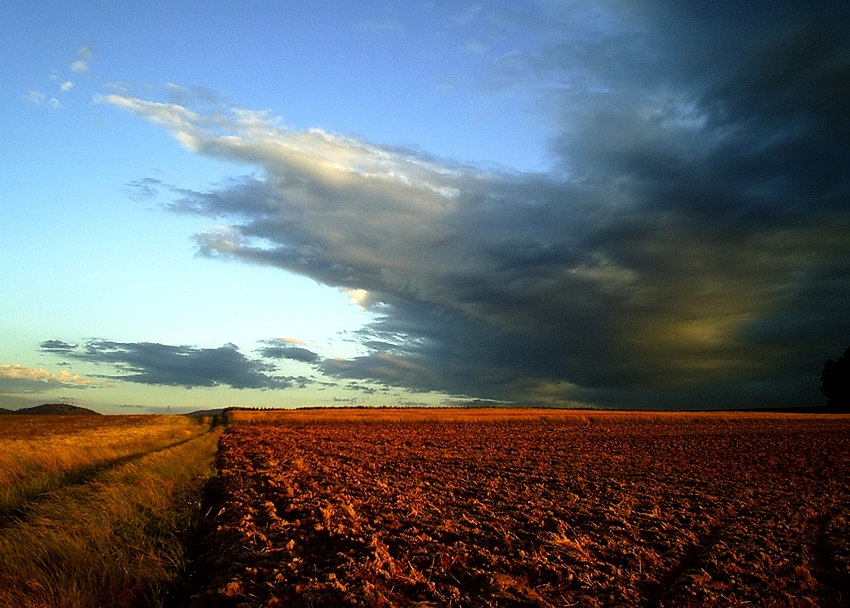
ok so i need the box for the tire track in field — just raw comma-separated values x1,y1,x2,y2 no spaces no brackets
640,502,751,608
643,498,849,608
0,430,212,528
813,506,850,608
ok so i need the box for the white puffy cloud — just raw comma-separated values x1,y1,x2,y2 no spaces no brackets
0,364,101,394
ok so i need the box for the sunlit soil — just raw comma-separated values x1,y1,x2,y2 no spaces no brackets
186,411,850,607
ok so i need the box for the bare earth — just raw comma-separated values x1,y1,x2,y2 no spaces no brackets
183,411,850,607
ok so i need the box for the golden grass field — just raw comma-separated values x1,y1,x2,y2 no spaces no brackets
0,415,209,514
0,414,221,608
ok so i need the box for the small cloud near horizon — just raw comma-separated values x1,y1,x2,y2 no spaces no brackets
0,364,104,395
40,339,303,390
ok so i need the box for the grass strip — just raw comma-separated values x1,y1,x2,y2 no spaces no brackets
0,416,209,516
0,426,222,608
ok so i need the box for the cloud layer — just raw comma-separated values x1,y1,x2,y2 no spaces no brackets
40,340,301,390
102,1,850,408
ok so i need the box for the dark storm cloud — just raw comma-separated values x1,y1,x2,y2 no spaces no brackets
39,339,78,353
258,343,320,363
42,339,296,389
124,177,165,200
104,1,850,408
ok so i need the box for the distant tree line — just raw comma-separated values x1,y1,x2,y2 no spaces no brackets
821,346,850,411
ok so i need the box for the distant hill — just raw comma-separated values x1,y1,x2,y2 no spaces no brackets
0,403,101,416
183,408,225,417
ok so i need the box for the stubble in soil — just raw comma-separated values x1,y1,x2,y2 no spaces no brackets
182,415,850,607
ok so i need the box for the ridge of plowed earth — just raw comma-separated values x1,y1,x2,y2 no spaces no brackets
180,416,850,607
0,431,208,528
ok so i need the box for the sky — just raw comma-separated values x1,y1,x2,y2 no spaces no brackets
2,1,849,413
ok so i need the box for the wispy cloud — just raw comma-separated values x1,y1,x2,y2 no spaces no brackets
22,90,62,109
449,4,482,27
102,1,850,408
22,90,46,104
353,18,404,38
77,43,94,60
70,43,93,73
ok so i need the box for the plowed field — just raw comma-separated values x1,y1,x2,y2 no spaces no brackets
184,412,850,607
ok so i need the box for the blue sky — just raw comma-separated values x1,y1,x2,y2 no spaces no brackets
2,1,849,413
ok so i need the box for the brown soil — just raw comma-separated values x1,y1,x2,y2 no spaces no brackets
182,414,850,607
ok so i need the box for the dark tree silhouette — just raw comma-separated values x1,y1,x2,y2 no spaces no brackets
821,346,850,411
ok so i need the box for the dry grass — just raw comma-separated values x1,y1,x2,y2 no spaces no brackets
0,416,222,608
225,406,842,426
0,415,207,515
